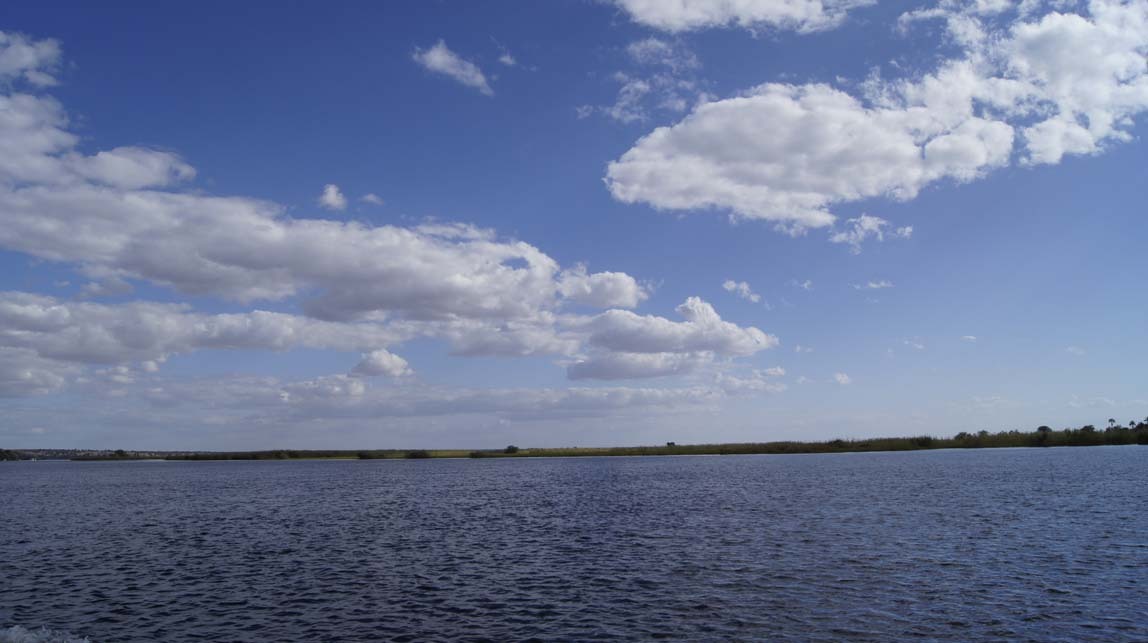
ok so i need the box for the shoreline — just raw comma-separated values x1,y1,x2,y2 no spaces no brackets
6,422,1146,462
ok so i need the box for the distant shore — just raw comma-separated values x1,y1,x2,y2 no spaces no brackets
5,421,1146,462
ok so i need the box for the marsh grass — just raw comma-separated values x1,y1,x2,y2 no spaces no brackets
145,421,1148,461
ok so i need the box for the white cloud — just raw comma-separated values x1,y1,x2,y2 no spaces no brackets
360,193,384,205
795,345,813,353
606,82,1010,231
1066,345,1087,356
0,292,401,367
498,52,517,67
854,280,895,290
567,351,711,380
715,369,787,394
962,335,978,342
0,77,647,326
0,31,61,86
0,347,76,397
565,297,777,380
580,297,776,356
830,215,913,253
590,39,703,123
351,349,412,378
722,279,761,303
558,265,648,309
790,279,814,291
607,0,1148,237
626,38,700,72
318,184,347,211
834,372,852,385
903,338,925,350
412,40,493,96
611,0,874,33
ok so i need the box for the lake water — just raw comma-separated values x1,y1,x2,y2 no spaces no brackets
2,447,1147,641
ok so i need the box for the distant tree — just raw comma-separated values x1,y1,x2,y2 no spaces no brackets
405,450,431,459
114,449,126,457
504,445,519,454
1108,418,1117,429
1037,426,1052,433
1080,425,1096,433
666,442,676,447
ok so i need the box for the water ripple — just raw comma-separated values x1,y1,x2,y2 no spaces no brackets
2,448,1147,641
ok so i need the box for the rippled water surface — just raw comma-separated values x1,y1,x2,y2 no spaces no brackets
3,447,1147,641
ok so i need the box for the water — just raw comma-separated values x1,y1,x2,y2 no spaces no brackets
2,447,1146,641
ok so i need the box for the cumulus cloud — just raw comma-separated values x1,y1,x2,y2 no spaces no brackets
611,0,874,33
351,349,412,378
360,193,384,205
412,40,493,96
0,31,61,86
606,0,1148,236
606,83,1011,231
566,297,776,380
558,265,648,309
568,351,711,380
722,279,761,303
834,372,852,385
0,347,76,397
0,292,401,366
318,184,347,211
0,61,646,328
580,297,776,356
0,29,790,428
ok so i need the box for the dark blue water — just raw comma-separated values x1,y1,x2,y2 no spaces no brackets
2,447,1147,641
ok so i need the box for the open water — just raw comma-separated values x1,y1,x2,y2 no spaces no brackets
2,447,1146,641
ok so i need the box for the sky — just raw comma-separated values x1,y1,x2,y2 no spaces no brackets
1,0,1146,450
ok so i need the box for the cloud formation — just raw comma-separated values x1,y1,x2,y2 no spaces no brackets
611,0,874,33
0,35,704,399
318,184,347,211
722,279,761,303
606,1,1148,236
567,297,777,380
412,40,493,96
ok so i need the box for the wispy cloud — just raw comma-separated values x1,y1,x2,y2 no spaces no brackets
722,279,761,303
413,40,493,96
853,280,894,290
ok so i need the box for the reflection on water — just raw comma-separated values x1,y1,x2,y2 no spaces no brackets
3,447,1147,641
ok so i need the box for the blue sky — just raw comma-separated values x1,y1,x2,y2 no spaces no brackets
1,0,1146,449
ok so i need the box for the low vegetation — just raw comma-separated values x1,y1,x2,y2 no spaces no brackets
5,420,1146,463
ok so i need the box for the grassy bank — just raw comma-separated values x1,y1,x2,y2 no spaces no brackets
153,421,1148,461
4,421,1144,463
